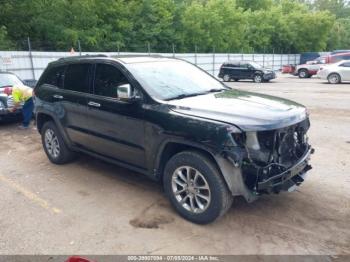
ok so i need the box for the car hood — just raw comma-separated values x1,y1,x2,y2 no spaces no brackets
167,89,307,131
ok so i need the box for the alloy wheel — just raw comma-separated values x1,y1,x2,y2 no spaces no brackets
328,74,340,84
44,128,60,158
171,166,211,214
223,75,230,82
254,75,262,83
299,70,307,78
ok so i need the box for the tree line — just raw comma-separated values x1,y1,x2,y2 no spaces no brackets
0,0,349,53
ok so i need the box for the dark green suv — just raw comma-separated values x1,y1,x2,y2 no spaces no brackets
34,56,313,224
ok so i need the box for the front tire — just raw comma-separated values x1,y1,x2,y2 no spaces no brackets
41,121,76,164
163,151,233,224
298,69,309,78
253,74,263,83
328,73,341,84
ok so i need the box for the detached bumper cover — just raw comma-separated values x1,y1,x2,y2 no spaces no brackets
257,147,313,192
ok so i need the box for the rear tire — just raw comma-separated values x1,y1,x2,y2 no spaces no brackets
327,73,341,84
298,69,309,78
163,151,233,224
41,121,76,164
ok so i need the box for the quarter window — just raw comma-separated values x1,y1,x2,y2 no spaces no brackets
64,64,91,93
40,66,65,88
94,64,129,98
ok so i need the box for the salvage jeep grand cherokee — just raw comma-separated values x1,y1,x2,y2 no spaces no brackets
34,56,313,224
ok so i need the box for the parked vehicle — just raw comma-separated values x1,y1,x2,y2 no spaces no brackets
0,72,25,121
294,55,327,78
218,61,276,83
330,50,350,55
325,52,350,64
317,60,350,84
299,52,322,65
282,64,295,74
34,55,313,224
295,53,350,78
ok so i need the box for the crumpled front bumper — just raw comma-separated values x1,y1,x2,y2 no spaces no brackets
257,146,314,193
263,72,276,80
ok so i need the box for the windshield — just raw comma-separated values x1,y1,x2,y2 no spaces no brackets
0,73,23,87
127,60,227,100
249,62,263,69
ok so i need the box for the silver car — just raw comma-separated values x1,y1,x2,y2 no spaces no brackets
317,60,350,84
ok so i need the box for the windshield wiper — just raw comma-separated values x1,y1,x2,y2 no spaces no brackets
165,93,204,101
206,88,226,93
166,88,227,101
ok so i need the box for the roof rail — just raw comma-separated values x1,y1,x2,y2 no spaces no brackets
57,54,108,61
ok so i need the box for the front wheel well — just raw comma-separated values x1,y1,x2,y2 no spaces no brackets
157,142,221,180
36,113,54,132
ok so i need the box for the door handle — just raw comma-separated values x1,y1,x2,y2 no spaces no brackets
53,94,63,99
88,101,101,108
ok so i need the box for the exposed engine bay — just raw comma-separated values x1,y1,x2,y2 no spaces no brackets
240,118,313,194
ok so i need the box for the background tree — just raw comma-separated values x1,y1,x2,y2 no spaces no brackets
0,0,347,52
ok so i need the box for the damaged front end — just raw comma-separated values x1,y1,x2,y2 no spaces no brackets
223,118,314,197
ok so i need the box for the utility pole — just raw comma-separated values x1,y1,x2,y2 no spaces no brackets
195,45,198,65
147,42,151,56
27,37,35,80
78,40,82,56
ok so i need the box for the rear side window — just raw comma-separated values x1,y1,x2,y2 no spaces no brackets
340,62,350,67
64,64,91,93
39,66,65,88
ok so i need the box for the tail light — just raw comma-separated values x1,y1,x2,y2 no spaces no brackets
1,86,13,95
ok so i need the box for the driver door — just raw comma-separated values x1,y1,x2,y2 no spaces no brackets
85,62,146,169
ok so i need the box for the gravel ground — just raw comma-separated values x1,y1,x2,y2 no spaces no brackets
0,74,349,255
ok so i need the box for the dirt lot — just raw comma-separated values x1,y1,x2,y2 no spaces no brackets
0,75,349,255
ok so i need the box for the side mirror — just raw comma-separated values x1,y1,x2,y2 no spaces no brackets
117,84,132,99
117,83,141,102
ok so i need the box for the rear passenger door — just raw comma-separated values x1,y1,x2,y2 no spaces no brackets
59,63,93,147
85,62,146,169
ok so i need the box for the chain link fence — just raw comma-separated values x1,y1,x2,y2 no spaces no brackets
0,38,300,80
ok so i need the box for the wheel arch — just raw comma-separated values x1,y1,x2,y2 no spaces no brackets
155,141,221,181
155,140,257,203
36,111,72,148
36,112,54,133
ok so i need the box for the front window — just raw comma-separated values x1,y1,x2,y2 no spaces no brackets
0,74,23,88
127,60,227,100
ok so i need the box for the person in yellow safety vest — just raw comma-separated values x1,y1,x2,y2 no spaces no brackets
9,85,34,129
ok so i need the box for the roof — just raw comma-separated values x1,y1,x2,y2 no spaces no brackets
52,54,172,66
